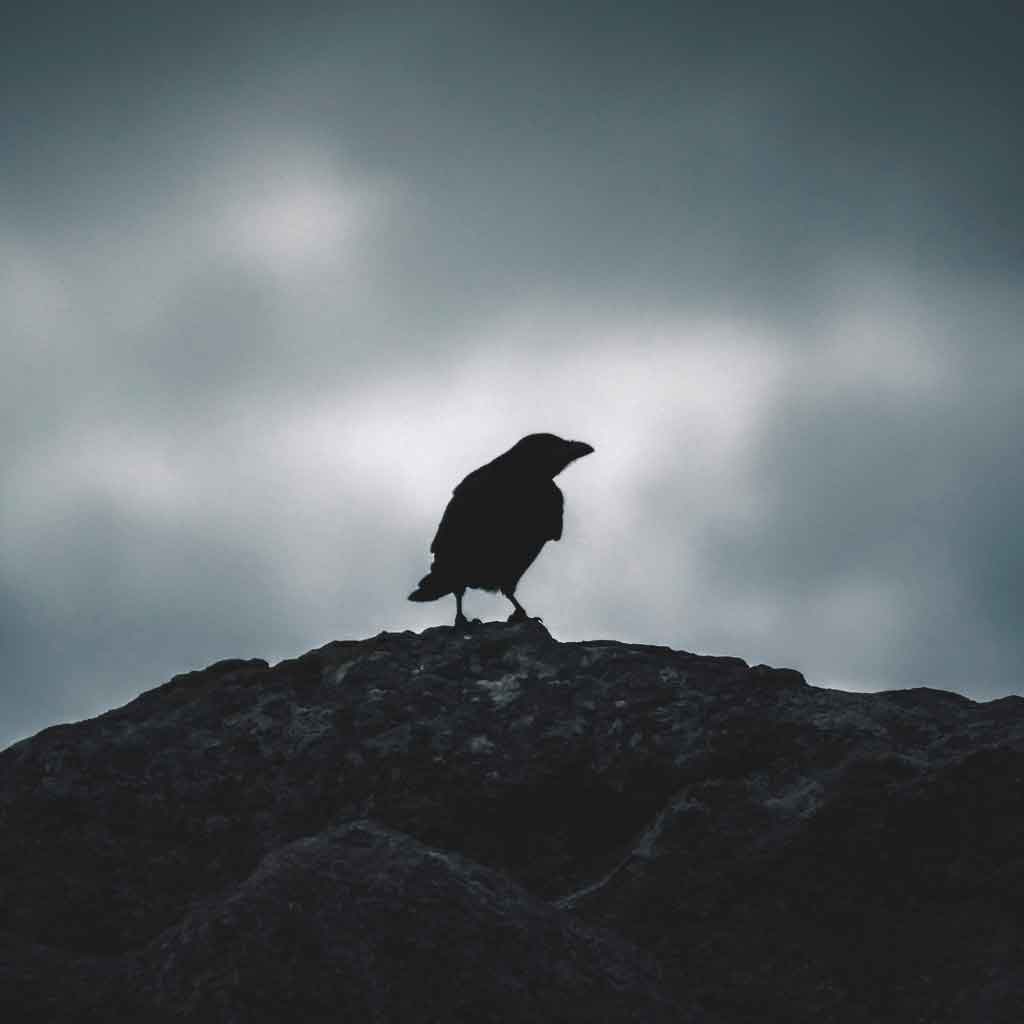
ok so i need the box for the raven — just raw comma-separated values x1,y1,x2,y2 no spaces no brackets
409,433,595,627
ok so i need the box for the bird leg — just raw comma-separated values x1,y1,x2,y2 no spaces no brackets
453,587,470,629
502,590,539,624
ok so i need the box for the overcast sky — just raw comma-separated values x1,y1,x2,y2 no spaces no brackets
3,2,1022,747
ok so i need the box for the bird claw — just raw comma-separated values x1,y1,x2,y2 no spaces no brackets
506,611,542,625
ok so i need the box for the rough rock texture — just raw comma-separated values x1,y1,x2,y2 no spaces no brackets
2,621,1022,1022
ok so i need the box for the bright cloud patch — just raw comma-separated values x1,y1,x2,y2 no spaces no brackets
212,159,385,281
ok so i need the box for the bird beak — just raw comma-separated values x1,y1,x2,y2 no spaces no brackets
568,441,595,460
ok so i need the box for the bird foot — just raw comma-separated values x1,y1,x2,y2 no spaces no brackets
453,615,482,630
506,610,542,625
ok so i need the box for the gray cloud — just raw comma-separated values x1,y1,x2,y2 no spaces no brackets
2,2,1022,746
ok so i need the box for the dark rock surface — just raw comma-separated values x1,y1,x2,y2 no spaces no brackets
1,621,1022,1022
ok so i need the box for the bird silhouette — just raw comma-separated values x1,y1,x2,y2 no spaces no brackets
409,433,594,627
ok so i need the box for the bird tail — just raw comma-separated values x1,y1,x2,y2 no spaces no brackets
408,571,452,602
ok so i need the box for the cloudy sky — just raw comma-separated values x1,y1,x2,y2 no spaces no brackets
3,2,1022,747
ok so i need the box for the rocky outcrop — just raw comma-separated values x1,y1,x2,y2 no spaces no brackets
2,621,1022,1022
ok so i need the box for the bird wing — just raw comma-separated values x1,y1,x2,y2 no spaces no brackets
429,467,499,557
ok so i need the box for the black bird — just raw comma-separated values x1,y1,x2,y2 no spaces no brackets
409,433,595,627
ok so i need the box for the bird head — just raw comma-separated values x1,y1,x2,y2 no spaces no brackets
510,433,595,477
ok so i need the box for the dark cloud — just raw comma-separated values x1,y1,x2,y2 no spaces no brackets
2,2,1022,747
